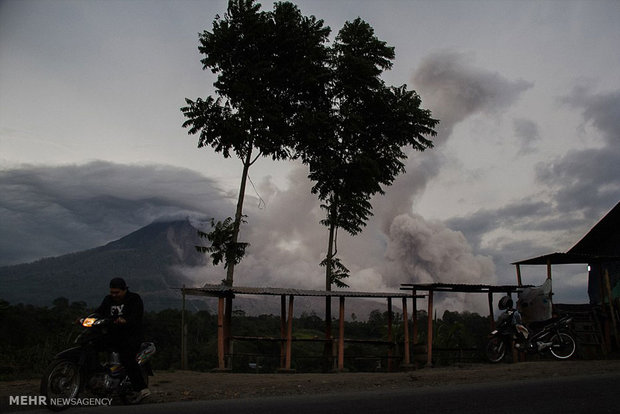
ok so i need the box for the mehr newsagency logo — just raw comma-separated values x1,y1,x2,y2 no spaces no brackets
9,395,112,407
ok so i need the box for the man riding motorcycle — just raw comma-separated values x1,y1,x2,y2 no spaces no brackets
95,277,150,403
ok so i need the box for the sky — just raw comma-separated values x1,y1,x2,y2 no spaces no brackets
1,0,619,312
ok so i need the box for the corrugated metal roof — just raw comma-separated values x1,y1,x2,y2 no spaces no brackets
512,201,620,266
181,284,417,298
399,283,531,293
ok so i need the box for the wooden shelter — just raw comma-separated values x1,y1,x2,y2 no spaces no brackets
399,283,530,366
181,284,424,372
512,201,620,350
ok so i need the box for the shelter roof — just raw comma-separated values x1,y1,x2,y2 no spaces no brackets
399,282,531,293
512,202,620,266
568,202,620,257
512,252,620,265
182,284,420,298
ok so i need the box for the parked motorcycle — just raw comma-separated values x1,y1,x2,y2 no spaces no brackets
40,314,155,411
486,296,576,363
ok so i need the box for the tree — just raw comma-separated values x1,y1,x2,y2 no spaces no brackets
299,18,437,348
181,0,331,286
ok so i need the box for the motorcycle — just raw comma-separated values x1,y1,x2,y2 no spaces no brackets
40,314,155,411
486,297,576,363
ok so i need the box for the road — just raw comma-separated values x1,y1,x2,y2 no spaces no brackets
9,373,620,414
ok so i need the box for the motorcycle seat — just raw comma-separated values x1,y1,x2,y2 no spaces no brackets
528,317,561,332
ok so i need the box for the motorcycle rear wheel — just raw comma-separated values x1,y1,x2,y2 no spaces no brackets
40,359,81,411
486,337,506,363
549,332,576,359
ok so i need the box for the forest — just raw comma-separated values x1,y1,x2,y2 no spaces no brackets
0,297,492,380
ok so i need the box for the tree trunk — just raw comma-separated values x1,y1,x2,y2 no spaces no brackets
325,219,336,328
323,209,336,371
223,143,253,369
225,144,253,286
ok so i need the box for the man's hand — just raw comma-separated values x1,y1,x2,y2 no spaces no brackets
114,317,127,324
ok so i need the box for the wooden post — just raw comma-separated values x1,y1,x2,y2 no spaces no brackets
487,291,495,330
387,297,393,371
516,264,523,286
546,259,554,302
224,296,232,369
217,296,225,370
604,269,619,348
285,295,295,371
338,296,345,371
323,295,332,372
402,297,411,367
280,295,286,369
426,290,434,367
181,285,187,370
412,290,418,345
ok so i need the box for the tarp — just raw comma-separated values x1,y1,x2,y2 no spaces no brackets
518,279,552,323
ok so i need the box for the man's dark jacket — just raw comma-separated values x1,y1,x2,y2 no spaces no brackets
95,290,144,345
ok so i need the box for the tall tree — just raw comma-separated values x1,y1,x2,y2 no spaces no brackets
299,18,438,348
181,0,331,286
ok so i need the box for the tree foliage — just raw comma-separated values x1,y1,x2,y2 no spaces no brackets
300,18,438,289
196,217,249,270
0,299,492,378
182,3,437,296
181,0,331,284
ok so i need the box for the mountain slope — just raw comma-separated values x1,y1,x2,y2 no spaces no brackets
0,219,395,318
0,219,207,310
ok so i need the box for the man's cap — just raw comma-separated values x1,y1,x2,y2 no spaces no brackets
109,277,128,290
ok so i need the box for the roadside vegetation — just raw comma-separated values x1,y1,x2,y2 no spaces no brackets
0,298,490,380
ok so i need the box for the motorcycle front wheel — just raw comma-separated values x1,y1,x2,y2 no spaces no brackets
486,337,506,363
550,332,576,360
40,359,81,411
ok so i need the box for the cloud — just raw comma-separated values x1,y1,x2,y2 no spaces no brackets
444,200,586,283
536,87,620,216
441,88,620,294
0,161,231,265
513,118,541,155
376,51,533,224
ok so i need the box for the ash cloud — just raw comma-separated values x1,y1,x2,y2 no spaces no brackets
234,168,327,289
209,50,536,309
0,161,230,266
412,51,533,145
377,51,533,224
346,50,533,311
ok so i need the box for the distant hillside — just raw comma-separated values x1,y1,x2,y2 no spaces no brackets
0,219,208,310
0,219,396,319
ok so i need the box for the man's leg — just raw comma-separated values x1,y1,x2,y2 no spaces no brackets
119,343,147,392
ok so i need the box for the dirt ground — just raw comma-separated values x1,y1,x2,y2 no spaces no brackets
2,359,620,411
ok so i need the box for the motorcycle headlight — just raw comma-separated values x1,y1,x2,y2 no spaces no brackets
82,317,97,327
